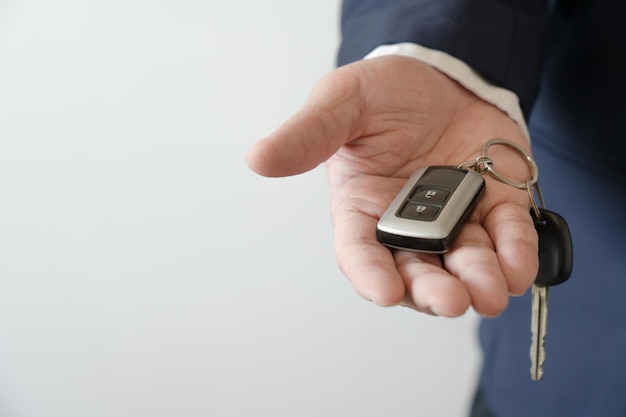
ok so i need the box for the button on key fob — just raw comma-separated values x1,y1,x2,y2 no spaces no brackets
376,166,485,253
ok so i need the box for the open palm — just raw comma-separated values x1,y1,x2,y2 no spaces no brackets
247,56,538,317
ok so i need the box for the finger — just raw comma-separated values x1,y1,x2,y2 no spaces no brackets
483,203,539,296
443,223,510,317
333,209,406,306
395,251,472,317
246,68,364,177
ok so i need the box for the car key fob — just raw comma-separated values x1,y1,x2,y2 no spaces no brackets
376,166,485,253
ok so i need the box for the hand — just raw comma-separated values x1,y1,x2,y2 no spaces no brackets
246,55,538,317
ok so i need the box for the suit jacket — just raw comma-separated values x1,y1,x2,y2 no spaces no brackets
338,0,550,117
338,2,626,416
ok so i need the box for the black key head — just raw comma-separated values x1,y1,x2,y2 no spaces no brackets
533,208,573,287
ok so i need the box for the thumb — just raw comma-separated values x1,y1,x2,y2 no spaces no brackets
245,69,363,177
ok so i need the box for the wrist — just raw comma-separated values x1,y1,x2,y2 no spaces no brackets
365,43,530,141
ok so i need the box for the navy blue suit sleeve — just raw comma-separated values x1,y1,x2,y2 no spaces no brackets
338,0,550,118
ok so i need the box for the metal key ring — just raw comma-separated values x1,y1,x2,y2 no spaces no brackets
482,138,538,189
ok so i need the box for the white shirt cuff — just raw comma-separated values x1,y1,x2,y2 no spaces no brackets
364,43,530,141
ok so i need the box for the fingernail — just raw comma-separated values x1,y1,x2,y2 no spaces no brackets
430,305,454,317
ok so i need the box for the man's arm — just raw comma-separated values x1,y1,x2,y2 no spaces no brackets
338,0,551,118
247,2,549,316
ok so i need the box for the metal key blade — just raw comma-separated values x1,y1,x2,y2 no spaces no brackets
530,284,550,381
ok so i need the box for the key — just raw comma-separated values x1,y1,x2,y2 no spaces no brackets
530,208,573,381
530,284,549,381
376,166,485,253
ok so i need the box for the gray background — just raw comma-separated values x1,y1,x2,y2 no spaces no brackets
0,1,480,416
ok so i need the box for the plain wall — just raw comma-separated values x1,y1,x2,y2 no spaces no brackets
0,1,481,416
